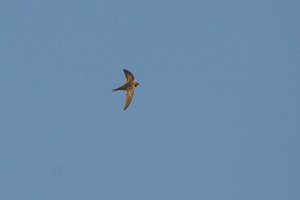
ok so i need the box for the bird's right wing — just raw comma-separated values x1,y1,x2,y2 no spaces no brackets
124,89,135,110
123,69,135,82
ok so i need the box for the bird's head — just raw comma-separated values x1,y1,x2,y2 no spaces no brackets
134,82,140,87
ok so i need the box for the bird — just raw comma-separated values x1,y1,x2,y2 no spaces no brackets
113,69,140,110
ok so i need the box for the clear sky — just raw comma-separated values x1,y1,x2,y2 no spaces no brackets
1,0,299,199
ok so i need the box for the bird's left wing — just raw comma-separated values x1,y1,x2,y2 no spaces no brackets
124,88,135,110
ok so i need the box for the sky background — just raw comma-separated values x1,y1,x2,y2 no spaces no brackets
1,0,299,199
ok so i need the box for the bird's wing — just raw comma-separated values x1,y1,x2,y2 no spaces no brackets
124,88,135,110
123,69,135,82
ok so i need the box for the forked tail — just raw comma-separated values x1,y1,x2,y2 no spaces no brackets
112,85,125,91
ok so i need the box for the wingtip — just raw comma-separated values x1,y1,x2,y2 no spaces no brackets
123,105,129,111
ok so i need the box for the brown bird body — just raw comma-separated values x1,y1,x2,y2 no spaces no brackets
113,69,140,110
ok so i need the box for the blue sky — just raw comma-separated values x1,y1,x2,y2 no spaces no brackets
1,0,299,199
